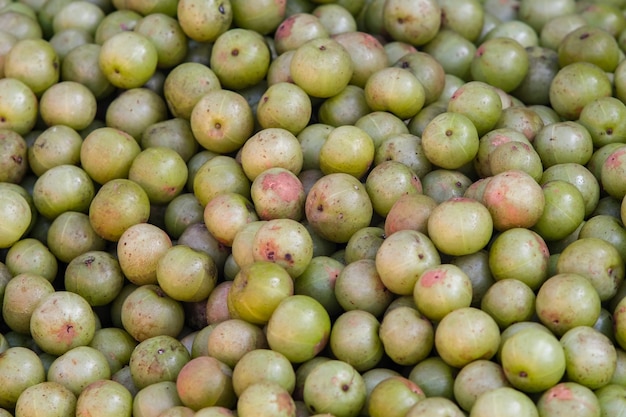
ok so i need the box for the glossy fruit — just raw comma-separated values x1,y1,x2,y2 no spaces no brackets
0,188,32,248
228,261,293,325
379,306,434,366
421,112,479,170
305,173,373,243
500,326,566,393
535,272,602,336
471,37,529,92
30,291,96,356
329,310,383,372
375,230,441,296
99,31,157,89
435,307,501,368
290,37,353,98
266,295,331,363
303,360,366,417
549,62,612,120
427,197,493,256
364,66,425,120
383,0,441,46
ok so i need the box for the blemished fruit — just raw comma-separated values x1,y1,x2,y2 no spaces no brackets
7,1,626,416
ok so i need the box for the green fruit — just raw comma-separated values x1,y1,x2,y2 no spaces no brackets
4,38,59,96
421,112,479,170
535,273,601,337
375,230,441,296
303,360,366,417
447,80,502,136
364,66,425,120
228,261,293,325
129,335,190,389
266,295,331,363
157,245,218,303
0,188,32,248
471,37,529,92
558,25,620,72
210,28,271,90
47,346,111,396
480,279,536,329
238,381,296,417
501,326,566,393
177,0,231,42
536,382,601,417
231,349,295,397
470,387,538,417
329,310,383,372
256,82,312,135
190,89,255,155
305,173,373,243
413,263,473,322
65,251,125,306
30,291,97,356
560,326,617,390
99,31,157,89
14,381,77,417
88,178,151,242
556,237,624,301
434,307,501,368
176,356,236,410
290,37,353,98
453,359,511,412
549,62,612,120
532,180,586,242
379,306,434,366
368,376,425,417
427,197,493,256
383,0,441,46
334,259,395,317
0,347,46,409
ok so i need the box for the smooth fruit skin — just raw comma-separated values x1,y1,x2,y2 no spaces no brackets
427,197,493,256
98,31,157,89
290,37,353,98
549,62,613,120
0,77,38,135
303,360,366,417
471,37,529,92
364,67,425,120
177,0,232,42
29,291,97,356
469,387,539,417
14,381,77,417
500,326,566,393
266,295,331,364
0,188,31,248
434,307,501,368
383,0,441,46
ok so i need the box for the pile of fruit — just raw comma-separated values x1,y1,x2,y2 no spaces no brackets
3,0,626,415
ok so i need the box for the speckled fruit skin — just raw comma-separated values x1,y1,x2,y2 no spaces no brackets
305,172,373,243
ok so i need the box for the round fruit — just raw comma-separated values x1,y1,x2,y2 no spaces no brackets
421,112,479,170
500,326,566,393
434,307,501,368
427,197,493,256
290,37,353,98
303,360,366,417
266,295,331,363
99,31,157,89
0,188,32,248
305,173,373,243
